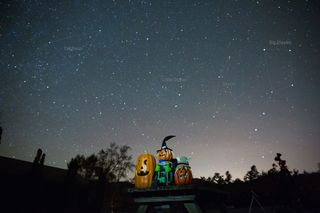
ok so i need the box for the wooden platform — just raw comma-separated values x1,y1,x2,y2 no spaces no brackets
128,185,228,213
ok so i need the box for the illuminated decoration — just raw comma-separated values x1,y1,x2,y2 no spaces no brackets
134,151,156,188
174,156,193,185
134,136,193,188
157,148,173,161
174,165,193,185
154,135,176,185
156,135,175,161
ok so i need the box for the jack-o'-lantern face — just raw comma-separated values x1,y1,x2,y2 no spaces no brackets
174,166,192,185
157,149,173,161
135,153,156,188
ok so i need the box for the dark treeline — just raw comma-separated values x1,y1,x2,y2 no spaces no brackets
0,146,320,212
196,153,320,212
68,142,134,182
200,153,320,184
0,143,136,213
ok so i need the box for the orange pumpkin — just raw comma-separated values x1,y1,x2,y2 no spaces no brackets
174,166,193,185
156,135,175,161
135,152,156,188
157,149,173,161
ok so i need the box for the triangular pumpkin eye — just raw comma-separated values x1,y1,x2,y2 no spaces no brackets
144,159,147,165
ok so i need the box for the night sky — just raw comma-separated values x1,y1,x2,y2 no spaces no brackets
1,0,320,179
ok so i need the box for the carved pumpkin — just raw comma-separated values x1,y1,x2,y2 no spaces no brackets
157,149,173,161
174,166,192,185
135,152,156,188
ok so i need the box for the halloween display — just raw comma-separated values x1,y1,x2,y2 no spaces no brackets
134,151,156,188
134,135,193,188
154,135,177,185
157,148,173,161
174,156,193,185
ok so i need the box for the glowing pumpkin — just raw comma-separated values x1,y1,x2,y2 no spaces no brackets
156,135,175,161
157,149,173,161
135,152,156,188
174,166,193,185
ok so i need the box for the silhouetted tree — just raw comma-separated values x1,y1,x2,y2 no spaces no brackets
275,153,288,172
225,171,232,184
244,165,260,182
292,169,299,176
68,142,134,182
33,149,43,164
233,178,243,184
67,154,84,176
31,148,45,179
40,153,46,165
96,143,134,181
82,154,99,179
213,172,225,185
260,171,267,177
68,154,99,179
29,148,46,212
267,163,278,175
303,170,309,175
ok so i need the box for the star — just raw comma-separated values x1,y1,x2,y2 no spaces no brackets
0,0,318,180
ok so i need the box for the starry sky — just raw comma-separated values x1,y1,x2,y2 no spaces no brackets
1,0,320,179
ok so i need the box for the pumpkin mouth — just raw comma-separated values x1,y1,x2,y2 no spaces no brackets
179,173,188,179
137,170,150,176
178,169,188,179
